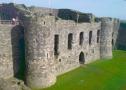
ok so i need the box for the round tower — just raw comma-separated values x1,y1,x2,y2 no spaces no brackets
24,16,56,89
100,18,113,59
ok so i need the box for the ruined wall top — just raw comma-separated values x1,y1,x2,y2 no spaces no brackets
0,3,96,23
0,3,120,26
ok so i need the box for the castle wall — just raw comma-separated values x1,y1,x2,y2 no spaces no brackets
0,23,25,80
0,24,14,78
11,25,25,79
24,15,101,89
112,19,120,49
100,18,113,59
53,20,101,75
0,4,120,89
116,22,126,50
0,15,114,90
24,17,56,89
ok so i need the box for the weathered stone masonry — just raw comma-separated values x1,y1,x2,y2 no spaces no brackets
0,24,14,79
0,3,120,89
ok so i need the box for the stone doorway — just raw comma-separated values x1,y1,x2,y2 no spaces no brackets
79,52,85,64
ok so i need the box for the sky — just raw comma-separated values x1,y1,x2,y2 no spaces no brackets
0,0,126,20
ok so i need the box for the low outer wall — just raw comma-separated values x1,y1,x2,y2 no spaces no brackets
0,24,14,78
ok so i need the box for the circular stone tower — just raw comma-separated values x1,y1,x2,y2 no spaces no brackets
100,18,113,59
24,17,56,89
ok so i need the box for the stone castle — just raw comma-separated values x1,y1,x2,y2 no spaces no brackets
0,3,120,89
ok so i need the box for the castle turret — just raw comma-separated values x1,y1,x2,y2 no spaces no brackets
24,15,56,89
100,18,113,59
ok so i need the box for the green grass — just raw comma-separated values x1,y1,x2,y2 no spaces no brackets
34,50,126,90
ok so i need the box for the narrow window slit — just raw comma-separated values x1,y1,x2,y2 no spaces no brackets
68,33,73,49
54,35,59,55
79,32,84,45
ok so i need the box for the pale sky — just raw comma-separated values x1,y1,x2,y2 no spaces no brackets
0,0,126,20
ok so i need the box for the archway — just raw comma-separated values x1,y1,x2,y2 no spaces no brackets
79,52,85,64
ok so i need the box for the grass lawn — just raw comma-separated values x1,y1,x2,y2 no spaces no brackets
34,50,126,90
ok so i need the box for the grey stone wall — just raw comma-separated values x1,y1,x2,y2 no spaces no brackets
11,25,25,79
24,14,102,88
0,24,14,79
116,21,126,50
0,24,25,80
24,17,56,89
53,20,101,75
0,3,116,89
0,78,31,90
100,18,113,59
112,19,120,50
